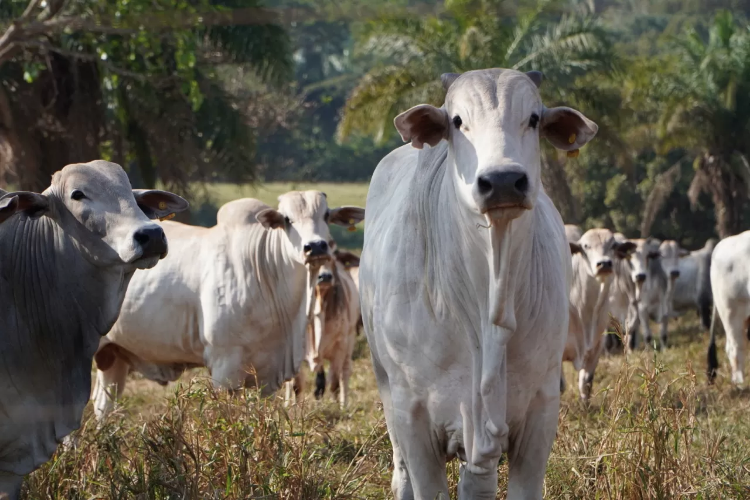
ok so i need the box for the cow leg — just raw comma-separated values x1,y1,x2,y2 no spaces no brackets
724,314,749,386
329,350,350,407
92,354,129,421
638,303,653,349
658,312,669,351
370,352,415,499
506,390,560,499
578,336,604,402
284,372,306,406
314,368,326,400
0,471,22,500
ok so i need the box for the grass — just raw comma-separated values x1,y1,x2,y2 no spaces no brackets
22,316,749,499
20,182,750,499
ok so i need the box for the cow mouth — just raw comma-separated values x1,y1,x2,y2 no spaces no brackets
305,254,330,266
132,254,161,270
484,202,532,221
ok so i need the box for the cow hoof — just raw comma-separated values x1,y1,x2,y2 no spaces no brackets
314,370,326,399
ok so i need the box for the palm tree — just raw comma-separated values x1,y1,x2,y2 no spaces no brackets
337,0,618,144
653,10,749,237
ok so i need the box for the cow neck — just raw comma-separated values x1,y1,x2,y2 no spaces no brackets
0,213,130,462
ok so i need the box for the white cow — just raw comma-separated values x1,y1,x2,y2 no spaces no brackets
665,239,715,331
361,68,598,498
93,192,364,420
708,230,750,385
569,229,635,399
624,238,672,350
606,232,639,353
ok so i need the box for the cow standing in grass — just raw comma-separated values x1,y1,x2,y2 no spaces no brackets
361,68,598,499
93,192,364,420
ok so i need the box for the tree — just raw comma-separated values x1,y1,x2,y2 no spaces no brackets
0,0,292,193
652,10,749,237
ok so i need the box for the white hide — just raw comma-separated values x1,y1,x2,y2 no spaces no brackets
709,230,750,385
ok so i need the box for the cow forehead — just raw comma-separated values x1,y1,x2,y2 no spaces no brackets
446,69,540,117
580,228,615,248
277,190,328,219
51,160,132,196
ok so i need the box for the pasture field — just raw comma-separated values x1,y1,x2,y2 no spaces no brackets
21,183,749,499
24,318,750,498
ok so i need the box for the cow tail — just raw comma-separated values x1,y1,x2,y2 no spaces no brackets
707,304,719,384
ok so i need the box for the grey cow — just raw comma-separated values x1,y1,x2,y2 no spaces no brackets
0,161,187,498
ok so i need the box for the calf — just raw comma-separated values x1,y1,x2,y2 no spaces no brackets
569,229,635,400
288,249,361,406
624,238,672,350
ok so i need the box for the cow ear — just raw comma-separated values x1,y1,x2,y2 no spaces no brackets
614,241,636,259
256,208,285,229
133,190,189,220
569,242,583,255
335,250,361,268
329,206,365,227
394,104,449,150
526,71,544,88
441,72,461,91
0,191,49,223
540,106,598,152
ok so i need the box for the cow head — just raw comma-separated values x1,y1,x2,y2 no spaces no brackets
394,69,597,223
570,228,636,283
255,191,365,267
658,240,688,280
623,238,662,286
0,160,188,270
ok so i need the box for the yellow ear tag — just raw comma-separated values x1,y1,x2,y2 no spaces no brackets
158,201,167,210
568,133,576,144
567,149,580,158
159,212,176,221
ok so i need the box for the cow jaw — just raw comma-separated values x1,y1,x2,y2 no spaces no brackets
485,204,529,223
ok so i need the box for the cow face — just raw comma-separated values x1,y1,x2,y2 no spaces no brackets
625,238,662,285
393,69,597,223
659,240,687,280
570,228,636,283
255,191,365,267
1,160,188,269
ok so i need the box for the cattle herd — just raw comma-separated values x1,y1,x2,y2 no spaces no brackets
0,68,748,500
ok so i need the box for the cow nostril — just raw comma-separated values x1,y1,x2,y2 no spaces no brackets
597,260,613,269
670,271,680,278
514,174,529,194
635,273,647,282
320,240,329,252
303,244,312,254
134,230,150,245
477,176,493,194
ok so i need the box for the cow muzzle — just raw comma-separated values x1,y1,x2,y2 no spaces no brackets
473,170,532,220
132,226,168,267
595,260,613,276
304,239,330,265
670,270,680,279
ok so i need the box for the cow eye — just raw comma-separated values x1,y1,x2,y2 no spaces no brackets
453,115,462,129
324,210,330,222
70,190,86,201
284,216,291,226
528,113,539,129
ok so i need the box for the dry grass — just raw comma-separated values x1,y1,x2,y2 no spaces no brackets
22,315,749,499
